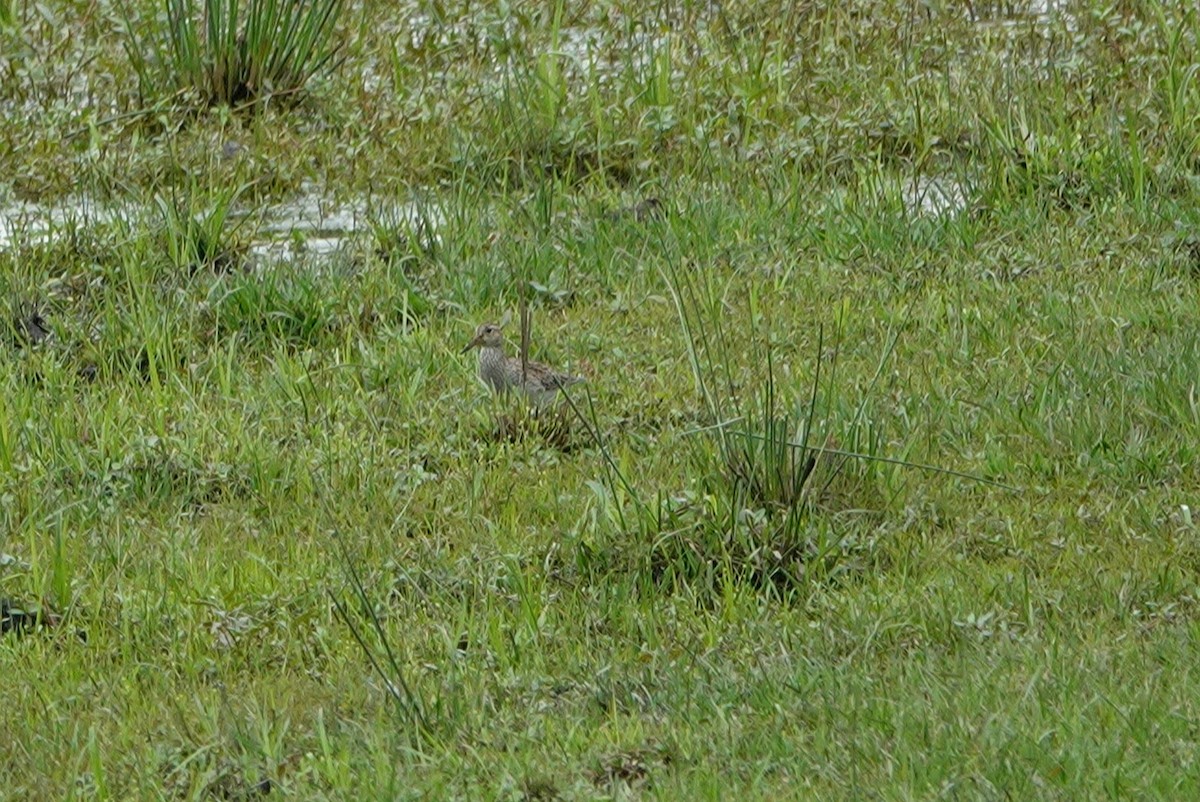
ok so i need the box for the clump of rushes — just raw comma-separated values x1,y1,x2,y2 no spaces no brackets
122,0,344,109
645,352,854,596
645,255,882,596
156,181,250,273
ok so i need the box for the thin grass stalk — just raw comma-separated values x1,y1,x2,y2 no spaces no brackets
330,530,431,738
170,0,201,90
519,294,530,386
225,0,245,99
797,324,824,495
205,0,220,98
244,0,277,91
662,251,748,465
555,385,642,534
660,259,712,416
731,432,1017,491
704,272,742,419
281,0,330,78
300,350,433,740
817,313,902,498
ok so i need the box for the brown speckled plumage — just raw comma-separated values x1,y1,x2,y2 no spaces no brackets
461,322,583,405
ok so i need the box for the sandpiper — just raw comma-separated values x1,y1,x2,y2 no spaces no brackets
461,322,583,405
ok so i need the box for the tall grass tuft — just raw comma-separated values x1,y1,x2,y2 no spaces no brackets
646,255,883,596
662,254,827,501
649,353,850,597
566,253,875,599
123,0,344,109
156,180,250,272
723,351,820,511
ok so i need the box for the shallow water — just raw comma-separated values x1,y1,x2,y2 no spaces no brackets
968,0,1077,30
902,175,968,219
0,196,119,249
0,184,443,268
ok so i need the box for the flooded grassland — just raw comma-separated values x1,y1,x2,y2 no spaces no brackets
3,1,1200,798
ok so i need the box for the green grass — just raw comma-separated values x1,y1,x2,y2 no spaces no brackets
119,0,344,110
3,0,1200,798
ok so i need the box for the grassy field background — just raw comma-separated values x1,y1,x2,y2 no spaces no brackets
3,0,1200,798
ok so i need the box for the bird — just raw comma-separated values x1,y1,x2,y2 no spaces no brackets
460,322,583,406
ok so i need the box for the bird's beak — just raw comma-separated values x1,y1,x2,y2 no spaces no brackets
460,335,480,354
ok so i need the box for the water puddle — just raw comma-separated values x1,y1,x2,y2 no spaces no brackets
0,196,120,250
245,186,366,265
247,188,443,267
0,184,443,269
256,186,365,238
901,175,968,219
967,0,1076,30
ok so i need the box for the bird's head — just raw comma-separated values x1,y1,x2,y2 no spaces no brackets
461,322,505,353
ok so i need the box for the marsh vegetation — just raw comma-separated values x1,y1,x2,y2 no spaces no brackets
3,0,1200,798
